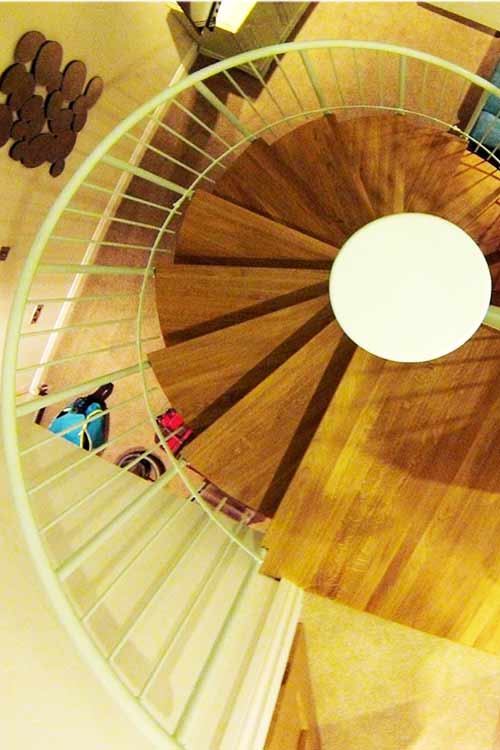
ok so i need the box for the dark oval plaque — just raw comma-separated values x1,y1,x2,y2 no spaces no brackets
0,103,12,147
0,63,25,93
71,110,87,132
0,63,35,111
46,71,63,93
14,31,46,63
61,60,87,101
11,119,30,140
50,158,65,177
20,94,44,120
53,129,76,159
71,94,89,114
6,75,35,112
45,90,64,119
22,133,56,167
11,111,44,140
83,76,103,108
9,139,28,161
33,40,63,86
48,109,74,134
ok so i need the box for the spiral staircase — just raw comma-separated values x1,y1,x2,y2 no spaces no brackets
5,41,500,749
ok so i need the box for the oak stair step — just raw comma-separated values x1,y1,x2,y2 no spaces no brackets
181,322,356,517
176,190,338,269
155,264,329,345
260,325,500,650
402,124,467,212
434,151,500,249
270,114,377,241
322,114,466,216
213,138,341,245
149,295,332,432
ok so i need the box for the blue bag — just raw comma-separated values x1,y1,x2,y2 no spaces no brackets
49,383,114,451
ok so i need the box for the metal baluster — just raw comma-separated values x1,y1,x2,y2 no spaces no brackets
148,118,226,169
17,363,150,417
377,50,384,107
272,55,308,120
172,101,232,149
20,387,161,456
20,316,153,338
17,335,160,373
193,82,254,139
328,48,346,106
138,516,247,699
353,48,363,105
50,234,164,250
399,55,407,111
123,133,215,183
102,155,192,196
299,50,328,110
38,263,154,276
63,206,162,231
56,464,179,581
222,70,278,135
248,61,287,120
81,496,192,621
82,181,177,214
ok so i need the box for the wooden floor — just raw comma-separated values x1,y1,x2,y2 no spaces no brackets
146,107,500,653
262,325,500,653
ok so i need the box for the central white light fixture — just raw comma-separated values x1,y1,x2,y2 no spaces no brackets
329,213,492,363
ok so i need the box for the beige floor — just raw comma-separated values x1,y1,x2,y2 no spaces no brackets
31,4,500,748
303,593,500,750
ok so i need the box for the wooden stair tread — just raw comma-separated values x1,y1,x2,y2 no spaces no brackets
176,190,337,268
182,322,356,517
149,295,332,431
261,325,500,652
270,114,468,232
270,114,377,241
328,114,406,217
213,138,341,245
434,151,500,248
324,114,466,216
403,126,467,212
155,264,329,344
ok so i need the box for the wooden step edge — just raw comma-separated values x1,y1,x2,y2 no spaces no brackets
160,281,331,346
213,138,346,246
182,321,356,518
152,301,334,436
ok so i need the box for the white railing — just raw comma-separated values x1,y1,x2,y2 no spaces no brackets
3,41,500,749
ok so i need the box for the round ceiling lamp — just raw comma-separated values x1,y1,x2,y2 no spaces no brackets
329,213,492,363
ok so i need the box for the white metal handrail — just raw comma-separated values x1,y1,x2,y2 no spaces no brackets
4,40,500,749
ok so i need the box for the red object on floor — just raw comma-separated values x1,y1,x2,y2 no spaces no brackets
156,408,194,455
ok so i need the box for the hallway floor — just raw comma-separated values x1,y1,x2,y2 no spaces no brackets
303,593,500,750
35,4,500,748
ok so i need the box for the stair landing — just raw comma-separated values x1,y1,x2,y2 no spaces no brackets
262,324,500,654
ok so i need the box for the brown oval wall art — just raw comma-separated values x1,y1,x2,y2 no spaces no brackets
0,30,103,176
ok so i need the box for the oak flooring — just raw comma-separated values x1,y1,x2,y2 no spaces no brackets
149,294,331,431
262,326,500,653
182,322,354,517
152,110,500,651
176,190,337,268
154,264,328,344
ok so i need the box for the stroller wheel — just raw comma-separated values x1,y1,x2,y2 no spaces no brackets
115,447,166,481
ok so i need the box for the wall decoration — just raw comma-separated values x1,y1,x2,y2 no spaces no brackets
0,30,103,176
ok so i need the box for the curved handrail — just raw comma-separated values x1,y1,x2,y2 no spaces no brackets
3,40,500,749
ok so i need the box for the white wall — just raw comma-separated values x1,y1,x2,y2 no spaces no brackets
0,4,196,747
0,2,195,393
